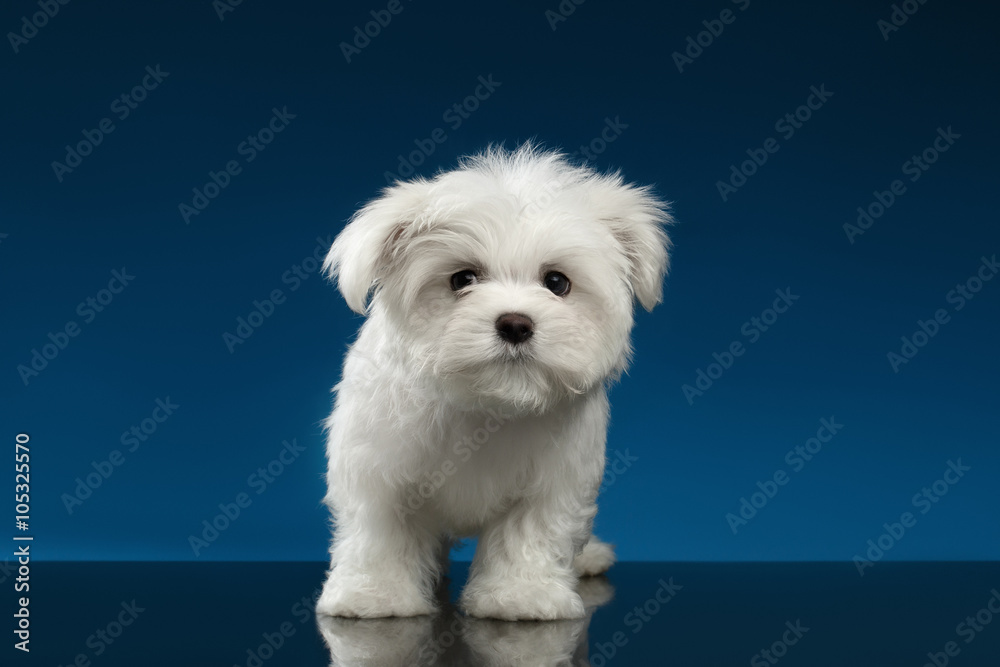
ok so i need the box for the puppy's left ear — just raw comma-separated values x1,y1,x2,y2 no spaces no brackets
323,180,427,314
592,178,674,311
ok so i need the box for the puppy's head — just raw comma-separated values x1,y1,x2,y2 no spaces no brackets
325,144,673,413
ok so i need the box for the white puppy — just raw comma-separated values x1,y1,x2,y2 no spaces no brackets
317,144,672,621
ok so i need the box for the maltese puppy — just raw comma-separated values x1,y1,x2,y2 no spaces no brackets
317,144,672,621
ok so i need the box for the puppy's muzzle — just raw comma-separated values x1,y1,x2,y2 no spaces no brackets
495,313,534,344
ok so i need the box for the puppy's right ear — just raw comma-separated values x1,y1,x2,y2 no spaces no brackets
323,181,426,314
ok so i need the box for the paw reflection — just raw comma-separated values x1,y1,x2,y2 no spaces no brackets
319,576,613,666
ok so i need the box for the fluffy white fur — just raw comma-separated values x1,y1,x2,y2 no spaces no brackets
317,144,672,621
319,577,615,665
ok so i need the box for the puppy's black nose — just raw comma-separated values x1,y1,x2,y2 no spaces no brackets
495,313,534,344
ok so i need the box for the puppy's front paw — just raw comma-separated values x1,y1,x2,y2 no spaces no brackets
317,572,435,618
461,578,585,621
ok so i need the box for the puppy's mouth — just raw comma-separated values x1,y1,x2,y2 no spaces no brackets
432,343,535,377
498,341,531,359
496,340,535,362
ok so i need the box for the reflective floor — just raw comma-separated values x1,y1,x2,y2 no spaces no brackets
22,561,1000,665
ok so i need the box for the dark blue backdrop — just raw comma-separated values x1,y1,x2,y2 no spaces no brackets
2,0,997,564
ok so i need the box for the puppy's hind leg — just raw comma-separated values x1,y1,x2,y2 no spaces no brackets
573,536,616,577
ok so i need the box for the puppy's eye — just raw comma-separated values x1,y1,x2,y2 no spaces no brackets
450,270,479,291
543,271,571,297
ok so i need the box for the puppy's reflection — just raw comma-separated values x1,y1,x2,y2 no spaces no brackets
319,577,613,667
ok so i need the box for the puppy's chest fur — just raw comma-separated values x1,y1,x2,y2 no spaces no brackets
415,414,548,532
333,336,608,534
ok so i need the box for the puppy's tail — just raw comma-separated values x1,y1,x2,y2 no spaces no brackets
574,537,616,576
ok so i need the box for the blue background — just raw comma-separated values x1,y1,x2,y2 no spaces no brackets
1,0,997,563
